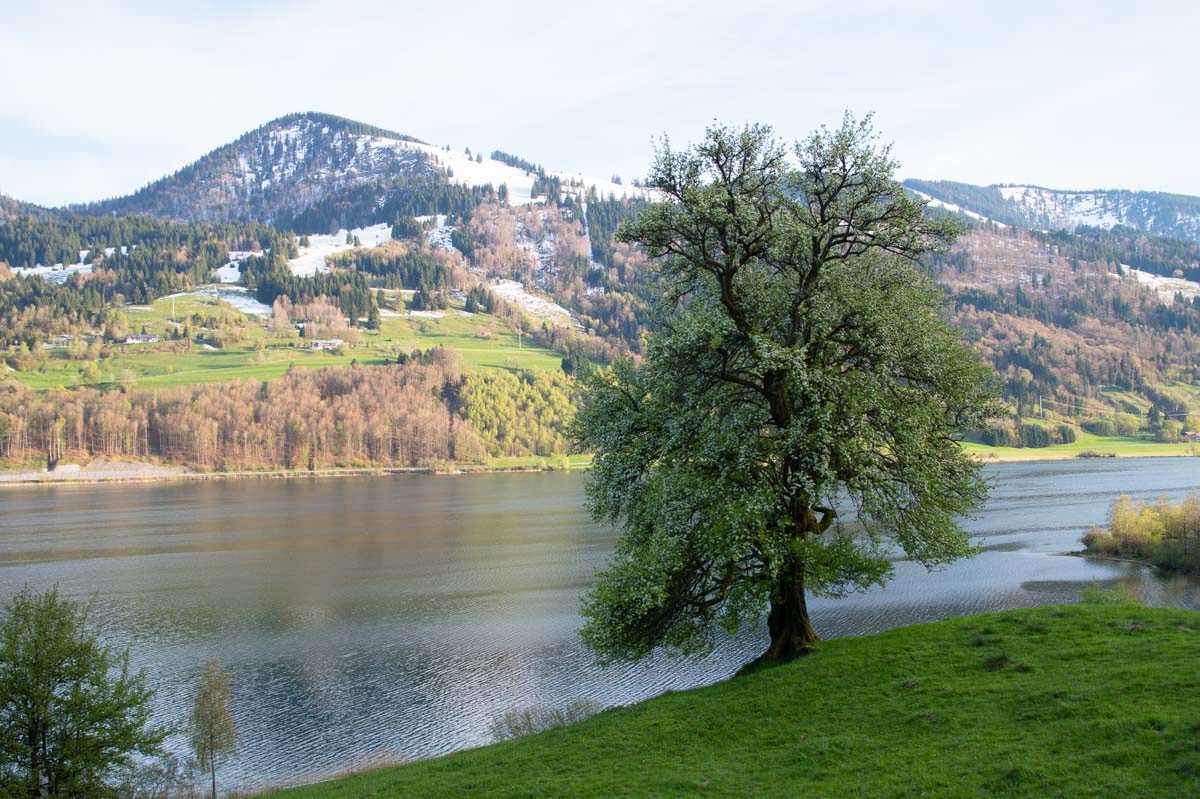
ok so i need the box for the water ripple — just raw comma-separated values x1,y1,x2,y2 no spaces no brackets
0,461,1197,788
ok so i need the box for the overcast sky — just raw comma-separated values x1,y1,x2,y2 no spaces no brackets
2,0,1196,207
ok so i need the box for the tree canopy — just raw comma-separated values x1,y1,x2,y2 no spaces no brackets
573,116,1002,664
0,586,165,798
190,658,238,799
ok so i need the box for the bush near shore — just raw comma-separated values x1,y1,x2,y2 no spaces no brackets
1084,493,1200,573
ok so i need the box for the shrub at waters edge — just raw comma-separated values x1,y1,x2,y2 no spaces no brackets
1082,493,1200,573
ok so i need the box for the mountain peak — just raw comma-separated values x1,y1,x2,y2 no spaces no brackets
57,112,650,233
248,111,426,146
73,112,436,228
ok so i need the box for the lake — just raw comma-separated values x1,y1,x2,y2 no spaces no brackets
1,458,1198,789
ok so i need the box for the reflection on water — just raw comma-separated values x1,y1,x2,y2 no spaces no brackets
0,459,1198,788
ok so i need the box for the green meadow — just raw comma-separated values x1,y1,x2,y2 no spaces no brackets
7,290,564,391
264,602,1200,799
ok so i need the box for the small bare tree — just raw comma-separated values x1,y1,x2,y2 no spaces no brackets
189,658,238,799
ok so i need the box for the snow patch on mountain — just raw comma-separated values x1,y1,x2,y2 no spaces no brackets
910,190,1007,227
1121,264,1200,303
999,186,1127,230
163,286,273,317
199,286,274,317
490,279,573,324
11,246,127,283
408,145,652,206
411,145,539,204
12,262,93,284
421,214,460,257
214,261,243,283
288,223,392,276
556,173,651,203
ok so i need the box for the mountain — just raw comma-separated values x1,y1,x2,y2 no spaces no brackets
920,223,1200,444
5,116,1200,448
69,112,646,234
905,179,1200,243
75,112,434,228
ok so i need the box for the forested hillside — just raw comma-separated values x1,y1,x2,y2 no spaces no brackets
0,193,48,221
0,215,286,343
907,179,1200,243
928,225,1200,442
6,192,1200,459
4,112,1200,466
0,354,576,470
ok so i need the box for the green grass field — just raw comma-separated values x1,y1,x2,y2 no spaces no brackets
478,453,593,471
7,291,564,391
263,602,1200,798
962,430,1200,461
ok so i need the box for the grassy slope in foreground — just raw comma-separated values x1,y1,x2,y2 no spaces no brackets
269,604,1200,798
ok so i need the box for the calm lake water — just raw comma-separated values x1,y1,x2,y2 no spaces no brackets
1,459,1198,788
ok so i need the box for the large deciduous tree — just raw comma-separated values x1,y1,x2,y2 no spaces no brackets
573,116,1002,664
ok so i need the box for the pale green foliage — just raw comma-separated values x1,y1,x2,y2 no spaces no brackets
487,699,602,742
574,116,1002,662
0,586,165,798
1082,492,1200,572
1078,580,1142,606
190,658,237,799
460,370,577,457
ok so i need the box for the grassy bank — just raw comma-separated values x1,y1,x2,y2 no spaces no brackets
963,430,1199,462
264,603,1200,798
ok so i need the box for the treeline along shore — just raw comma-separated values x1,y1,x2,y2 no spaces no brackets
0,351,577,473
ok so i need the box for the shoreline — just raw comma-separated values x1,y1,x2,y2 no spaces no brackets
0,460,590,488
1068,548,1200,578
966,448,1198,465
0,444,1193,487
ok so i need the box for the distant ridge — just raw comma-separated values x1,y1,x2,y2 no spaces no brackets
0,192,50,221
9,114,1200,245
905,178,1200,242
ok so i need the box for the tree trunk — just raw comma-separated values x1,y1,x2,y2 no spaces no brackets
28,724,40,798
211,755,217,799
762,557,819,661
